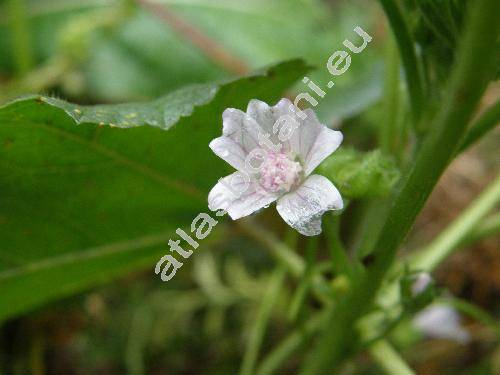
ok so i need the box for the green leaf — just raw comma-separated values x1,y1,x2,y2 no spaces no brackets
0,59,309,322
317,147,400,199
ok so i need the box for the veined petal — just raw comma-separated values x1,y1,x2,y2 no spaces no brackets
288,109,322,159
248,98,302,153
276,175,343,236
288,109,342,175
270,98,302,152
209,136,247,171
208,172,279,220
222,108,262,154
303,126,343,175
247,99,275,134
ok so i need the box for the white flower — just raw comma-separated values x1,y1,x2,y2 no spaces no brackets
414,304,470,344
207,98,343,236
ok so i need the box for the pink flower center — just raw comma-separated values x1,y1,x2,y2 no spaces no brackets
259,151,302,193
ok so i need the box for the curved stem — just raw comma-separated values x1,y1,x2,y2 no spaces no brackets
457,100,500,154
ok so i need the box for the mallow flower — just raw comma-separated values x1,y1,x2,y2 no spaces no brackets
207,98,343,236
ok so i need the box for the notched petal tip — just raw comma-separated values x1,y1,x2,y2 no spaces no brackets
274,97,293,107
272,97,295,116
221,107,245,133
247,98,270,112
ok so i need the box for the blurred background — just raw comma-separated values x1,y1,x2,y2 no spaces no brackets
0,0,498,374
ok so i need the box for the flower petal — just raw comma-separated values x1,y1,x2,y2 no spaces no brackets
222,108,262,154
270,98,303,152
247,99,275,134
276,175,343,236
208,172,279,220
209,136,247,171
303,125,343,176
288,109,342,176
248,98,302,153
271,97,297,118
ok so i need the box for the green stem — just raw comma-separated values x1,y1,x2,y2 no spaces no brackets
7,0,33,76
302,0,499,372
378,0,424,123
411,175,500,271
240,265,287,375
368,340,415,375
381,33,401,154
366,0,498,299
463,212,500,246
457,100,500,154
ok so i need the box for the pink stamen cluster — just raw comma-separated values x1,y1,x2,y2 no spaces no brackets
259,151,302,193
